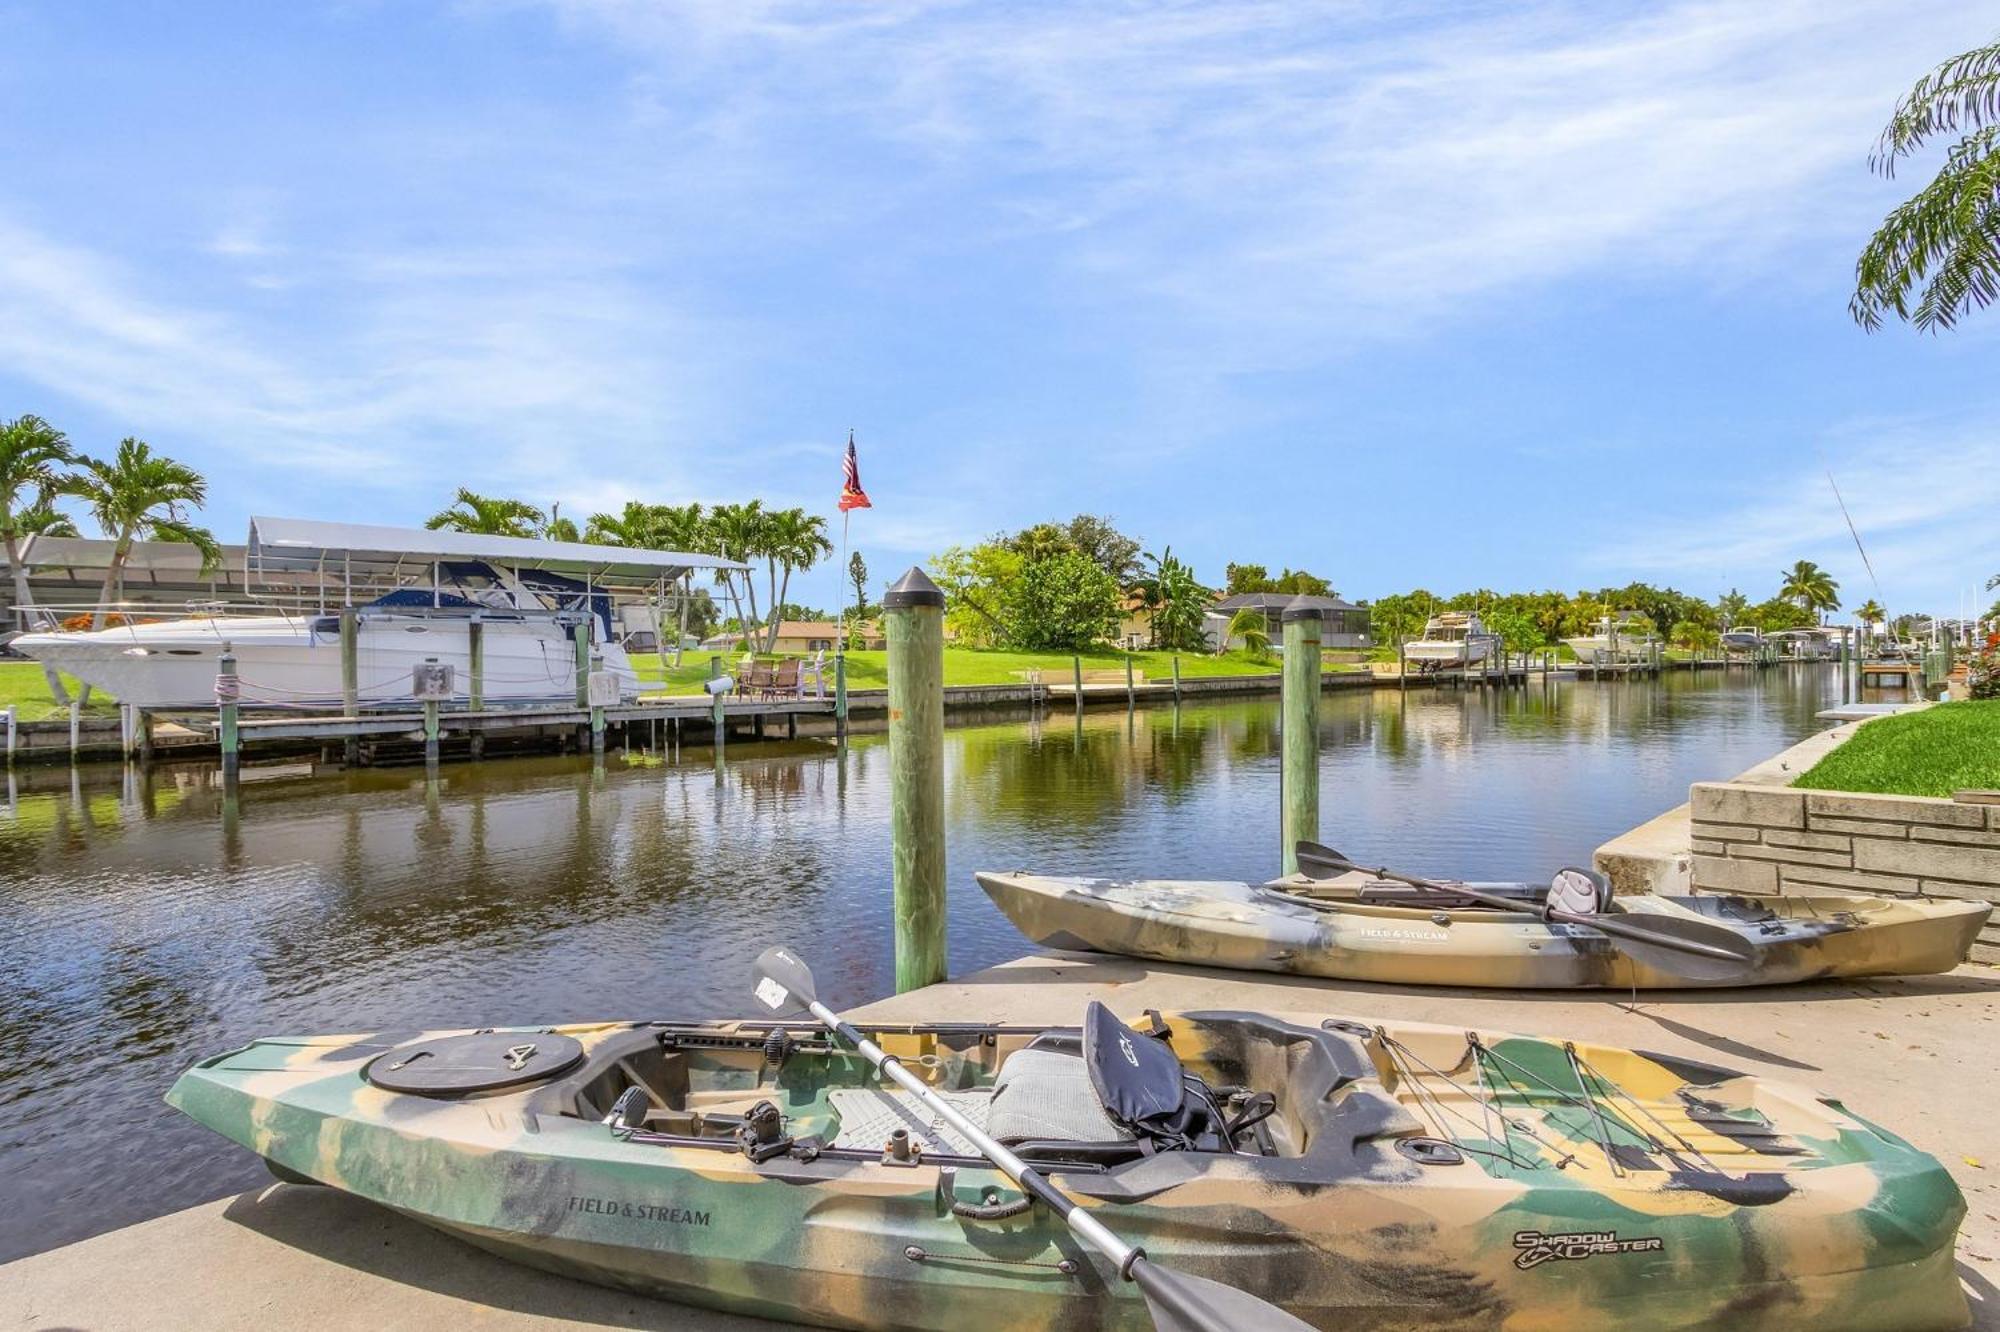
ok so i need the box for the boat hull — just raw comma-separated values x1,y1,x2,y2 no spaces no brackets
975,872,1990,989
169,1017,1969,1331
11,614,637,708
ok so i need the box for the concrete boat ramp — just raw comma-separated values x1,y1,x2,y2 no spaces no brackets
8,952,1999,1330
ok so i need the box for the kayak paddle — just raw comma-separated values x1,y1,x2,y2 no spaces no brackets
1290,841,1760,983
750,946,1318,1332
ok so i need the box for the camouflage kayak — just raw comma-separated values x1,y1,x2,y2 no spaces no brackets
975,871,1990,989
169,1009,1967,1329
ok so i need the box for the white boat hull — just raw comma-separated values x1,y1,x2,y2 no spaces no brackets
12,614,637,709
1404,640,1493,665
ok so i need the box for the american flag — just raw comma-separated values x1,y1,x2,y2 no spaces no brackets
838,431,872,512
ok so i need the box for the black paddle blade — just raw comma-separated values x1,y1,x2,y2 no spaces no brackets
1130,1259,1318,1332
1579,913,1760,983
1294,841,1349,880
751,946,817,1016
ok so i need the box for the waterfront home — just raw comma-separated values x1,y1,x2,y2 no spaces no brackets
1204,593,1372,651
704,620,886,653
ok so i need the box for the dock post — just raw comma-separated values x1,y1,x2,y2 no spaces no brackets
119,702,135,762
423,698,440,767
1125,654,1135,710
1171,654,1182,705
68,700,79,765
574,620,590,708
885,567,947,993
1072,654,1083,719
834,653,848,741
1399,641,1408,692
589,651,606,754
709,655,726,756
340,606,360,765
1280,600,1322,877
218,645,240,788
468,621,484,711
4,704,13,766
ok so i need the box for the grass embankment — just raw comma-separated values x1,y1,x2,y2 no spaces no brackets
631,647,1362,695
1792,702,2000,799
0,662,118,720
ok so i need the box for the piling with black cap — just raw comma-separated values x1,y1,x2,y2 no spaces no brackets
217,644,240,790
885,566,947,991
1280,598,1321,877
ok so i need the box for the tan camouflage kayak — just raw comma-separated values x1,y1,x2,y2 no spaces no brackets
975,870,1990,989
170,1008,1968,1330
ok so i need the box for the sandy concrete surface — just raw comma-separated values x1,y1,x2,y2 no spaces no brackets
6,952,1997,1330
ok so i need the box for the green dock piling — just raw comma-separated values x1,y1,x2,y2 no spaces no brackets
574,618,590,708
339,606,360,765
886,567,947,993
1171,654,1182,705
1072,654,1083,718
589,651,606,754
1125,654,1135,710
709,655,726,756
834,652,848,741
1280,600,1322,877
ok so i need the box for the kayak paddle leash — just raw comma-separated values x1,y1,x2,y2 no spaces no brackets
1291,841,1760,983
749,946,1318,1332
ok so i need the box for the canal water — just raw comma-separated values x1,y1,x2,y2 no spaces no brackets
0,667,1842,1262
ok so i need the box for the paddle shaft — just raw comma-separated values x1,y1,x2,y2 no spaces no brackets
1297,852,1748,966
805,997,1140,1274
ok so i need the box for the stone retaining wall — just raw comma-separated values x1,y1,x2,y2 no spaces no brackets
1690,781,2000,959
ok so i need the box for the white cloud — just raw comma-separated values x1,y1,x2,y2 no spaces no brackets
1597,422,2000,611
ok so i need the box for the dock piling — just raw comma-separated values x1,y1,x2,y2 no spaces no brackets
573,620,590,708
885,567,947,993
218,645,240,788
709,655,726,756
1072,654,1083,719
1171,654,1182,705
1280,599,1322,877
67,700,79,766
834,653,848,741
589,652,606,754
339,606,359,764
4,704,13,766
468,621,484,711
1125,654,1135,711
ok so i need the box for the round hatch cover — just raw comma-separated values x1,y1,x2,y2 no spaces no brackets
363,1032,585,1096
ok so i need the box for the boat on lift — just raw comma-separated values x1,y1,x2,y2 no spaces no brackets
1401,611,1495,668
1562,613,1657,664
1719,625,1764,656
10,517,746,709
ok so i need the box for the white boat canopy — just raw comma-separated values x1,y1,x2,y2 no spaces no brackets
246,516,748,596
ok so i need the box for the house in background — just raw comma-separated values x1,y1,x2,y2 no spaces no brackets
1115,593,1152,650
1205,593,1371,651
703,620,885,653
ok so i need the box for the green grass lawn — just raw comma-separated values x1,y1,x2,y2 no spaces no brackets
629,647,1359,694
1793,701,2000,799
0,662,119,720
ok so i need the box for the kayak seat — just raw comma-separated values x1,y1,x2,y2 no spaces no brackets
986,1048,1133,1146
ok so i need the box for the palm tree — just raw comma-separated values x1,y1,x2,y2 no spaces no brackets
425,489,544,538
1856,599,1886,627
758,508,832,650
1852,41,2000,331
1223,607,1270,660
1779,560,1841,622
71,439,219,632
584,501,664,547
1715,588,1750,628
648,503,712,665
0,414,80,702
706,501,767,644
543,502,580,543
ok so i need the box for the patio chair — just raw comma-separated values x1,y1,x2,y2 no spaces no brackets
769,657,800,699
799,649,827,699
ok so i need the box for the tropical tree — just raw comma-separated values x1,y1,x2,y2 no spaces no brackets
1365,593,1423,648
0,414,80,702
1716,588,1750,628
706,500,767,643
1779,560,1841,621
759,507,833,650
584,501,664,547
1851,41,2000,332
543,502,580,543
846,551,869,639
1002,550,1120,651
1855,599,1886,628
1223,607,1270,660
71,438,219,631
1131,547,1208,651
426,489,543,538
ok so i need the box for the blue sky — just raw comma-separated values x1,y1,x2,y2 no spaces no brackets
2,1,1996,618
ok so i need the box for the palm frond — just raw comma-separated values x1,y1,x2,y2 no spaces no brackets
1852,123,2000,330
1871,40,2000,176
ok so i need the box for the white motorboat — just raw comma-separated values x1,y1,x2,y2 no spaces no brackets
11,518,747,710
1562,613,1657,664
1403,611,1495,666
1719,625,1764,655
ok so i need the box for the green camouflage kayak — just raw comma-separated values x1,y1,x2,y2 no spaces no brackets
169,1009,1967,1330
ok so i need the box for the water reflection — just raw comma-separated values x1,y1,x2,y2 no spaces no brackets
0,667,1841,1261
